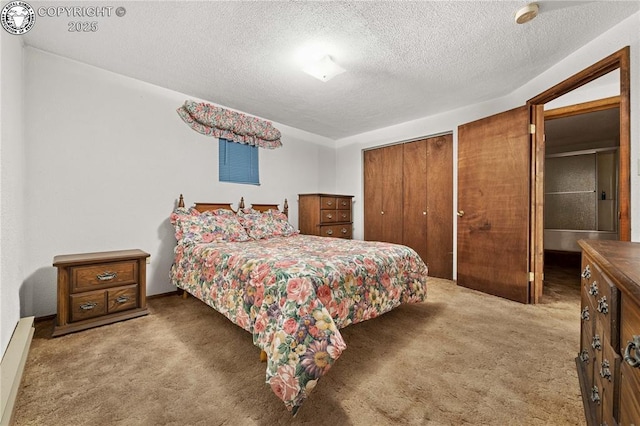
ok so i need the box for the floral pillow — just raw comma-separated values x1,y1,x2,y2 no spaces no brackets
240,209,298,240
171,207,250,244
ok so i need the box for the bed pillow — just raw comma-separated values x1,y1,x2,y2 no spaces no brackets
240,209,298,240
171,208,250,244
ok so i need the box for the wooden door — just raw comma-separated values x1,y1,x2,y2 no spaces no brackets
457,106,531,303
402,135,453,279
364,144,403,243
426,135,453,279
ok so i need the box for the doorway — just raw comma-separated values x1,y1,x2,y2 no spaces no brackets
542,97,621,296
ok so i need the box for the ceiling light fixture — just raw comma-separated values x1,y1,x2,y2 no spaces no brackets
515,2,539,24
302,55,345,82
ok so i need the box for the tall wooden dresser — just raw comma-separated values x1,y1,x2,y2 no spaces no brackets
577,239,640,425
298,193,353,239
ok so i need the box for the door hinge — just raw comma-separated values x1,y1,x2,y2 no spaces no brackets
529,124,536,134
529,272,535,282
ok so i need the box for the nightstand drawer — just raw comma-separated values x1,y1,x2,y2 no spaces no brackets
71,260,138,293
70,290,107,322
108,285,138,313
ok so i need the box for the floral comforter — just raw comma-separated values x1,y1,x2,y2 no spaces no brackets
170,234,428,413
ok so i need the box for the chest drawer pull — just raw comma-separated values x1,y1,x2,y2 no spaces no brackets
341,228,348,234
624,335,640,368
116,295,130,303
97,271,118,281
597,296,608,314
80,302,98,311
592,335,601,351
326,229,333,236
581,306,590,321
588,281,599,296
579,349,589,364
590,386,600,404
600,360,612,381
581,265,591,280
326,214,333,219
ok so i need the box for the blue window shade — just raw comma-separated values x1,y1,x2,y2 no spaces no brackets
218,138,260,185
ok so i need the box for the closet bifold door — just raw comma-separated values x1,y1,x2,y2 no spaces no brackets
402,140,428,262
363,144,403,244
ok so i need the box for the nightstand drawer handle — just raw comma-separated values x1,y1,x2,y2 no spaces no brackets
80,302,97,310
97,271,117,281
624,335,640,368
116,295,130,303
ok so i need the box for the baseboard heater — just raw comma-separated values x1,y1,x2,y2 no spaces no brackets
0,317,35,426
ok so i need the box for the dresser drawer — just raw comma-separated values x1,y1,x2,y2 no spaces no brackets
321,209,351,223
70,290,107,322
584,259,620,349
319,224,352,239
320,196,337,209
108,285,138,313
619,361,640,425
71,260,138,293
620,294,640,424
336,197,352,210
580,322,595,387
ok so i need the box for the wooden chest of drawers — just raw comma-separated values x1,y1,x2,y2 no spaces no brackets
52,249,150,337
298,193,353,239
577,240,640,426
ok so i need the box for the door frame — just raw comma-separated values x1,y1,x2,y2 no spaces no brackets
527,46,631,302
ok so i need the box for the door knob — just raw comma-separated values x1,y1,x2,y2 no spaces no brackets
457,210,465,217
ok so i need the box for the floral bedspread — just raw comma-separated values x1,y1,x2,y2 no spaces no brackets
170,234,428,413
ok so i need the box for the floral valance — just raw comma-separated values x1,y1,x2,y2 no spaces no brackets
176,100,282,149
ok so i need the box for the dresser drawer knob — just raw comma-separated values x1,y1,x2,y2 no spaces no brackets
590,386,600,405
326,229,334,236
588,281,599,296
624,335,640,368
597,296,608,314
592,335,601,351
326,201,333,206
580,306,590,321
341,213,347,219
326,214,333,219
341,201,348,207
341,228,347,234
600,359,612,381
116,295,130,303
80,302,97,311
579,349,589,364
97,271,118,281
581,265,591,280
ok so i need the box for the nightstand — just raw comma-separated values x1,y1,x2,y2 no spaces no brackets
52,249,150,337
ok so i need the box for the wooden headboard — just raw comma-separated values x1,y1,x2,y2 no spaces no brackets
177,194,288,217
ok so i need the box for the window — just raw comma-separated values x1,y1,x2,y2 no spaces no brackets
218,138,260,185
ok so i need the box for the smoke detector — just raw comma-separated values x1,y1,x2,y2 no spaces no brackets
515,3,539,24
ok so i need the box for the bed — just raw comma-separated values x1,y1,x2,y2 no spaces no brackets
169,194,428,413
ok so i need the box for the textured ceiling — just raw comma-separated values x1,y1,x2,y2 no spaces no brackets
21,1,639,139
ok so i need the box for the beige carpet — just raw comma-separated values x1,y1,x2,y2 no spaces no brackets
12,277,585,425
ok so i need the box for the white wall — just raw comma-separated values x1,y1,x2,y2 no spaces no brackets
1,34,26,357
335,12,640,277
22,48,336,317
